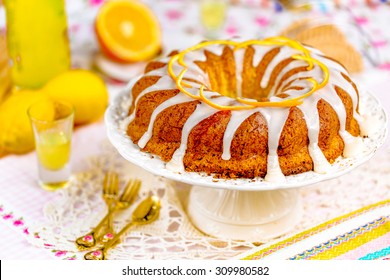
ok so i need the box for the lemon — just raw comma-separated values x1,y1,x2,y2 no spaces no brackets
43,70,109,125
28,98,56,121
0,89,51,155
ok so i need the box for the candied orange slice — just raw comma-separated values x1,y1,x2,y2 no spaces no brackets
95,0,162,62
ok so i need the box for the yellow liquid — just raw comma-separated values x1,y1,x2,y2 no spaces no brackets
40,181,69,191
5,0,70,89
200,1,227,30
36,132,70,171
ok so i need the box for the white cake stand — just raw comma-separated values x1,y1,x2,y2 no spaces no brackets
105,88,387,242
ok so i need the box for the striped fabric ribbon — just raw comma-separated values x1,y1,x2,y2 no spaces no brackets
277,0,390,12
239,200,390,260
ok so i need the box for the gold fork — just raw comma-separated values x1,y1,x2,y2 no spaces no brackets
84,196,161,260
75,177,141,250
75,171,119,250
101,171,119,237
97,179,142,244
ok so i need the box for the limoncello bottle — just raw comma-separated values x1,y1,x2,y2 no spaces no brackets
5,0,71,89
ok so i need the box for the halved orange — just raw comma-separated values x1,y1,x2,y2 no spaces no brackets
95,0,162,62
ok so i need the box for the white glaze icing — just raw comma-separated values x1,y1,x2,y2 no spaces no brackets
138,93,194,149
222,109,258,160
251,45,273,67
271,60,309,95
204,44,225,57
260,107,290,183
275,65,319,96
127,42,365,182
340,131,364,157
122,75,177,129
234,48,246,98
298,96,331,173
260,47,302,89
166,104,217,172
359,114,380,137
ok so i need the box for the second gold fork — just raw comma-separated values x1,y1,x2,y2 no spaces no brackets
98,179,142,244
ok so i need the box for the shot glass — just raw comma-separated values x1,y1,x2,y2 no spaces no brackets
200,0,228,39
28,99,74,191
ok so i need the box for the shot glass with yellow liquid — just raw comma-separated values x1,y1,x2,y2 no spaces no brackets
28,100,74,191
200,0,228,39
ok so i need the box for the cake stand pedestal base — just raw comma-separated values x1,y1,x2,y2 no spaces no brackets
187,186,302,242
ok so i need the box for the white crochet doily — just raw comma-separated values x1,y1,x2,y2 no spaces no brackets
26,140,390,260
27,142,259,260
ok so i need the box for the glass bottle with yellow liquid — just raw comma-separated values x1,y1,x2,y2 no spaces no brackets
5,0,70,89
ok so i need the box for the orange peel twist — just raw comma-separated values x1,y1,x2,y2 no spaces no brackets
167,37,329,110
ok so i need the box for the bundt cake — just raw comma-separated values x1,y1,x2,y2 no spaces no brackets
121,37,367,183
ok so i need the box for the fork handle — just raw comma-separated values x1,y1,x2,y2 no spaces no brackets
90,210,113,236
95,206,117,243
75,210,114,249
105,221,135,249
84,221,135,260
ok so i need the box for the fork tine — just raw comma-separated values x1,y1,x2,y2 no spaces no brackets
132,180,142,198
104,171,119,195
110,173,119,196
103,172,113,193
103,172,109,193
120,179,136,200
120,179,141,202
129,180,141,200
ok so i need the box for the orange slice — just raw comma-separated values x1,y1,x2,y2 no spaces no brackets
95,0,162,62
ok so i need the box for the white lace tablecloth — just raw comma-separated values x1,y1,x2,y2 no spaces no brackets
1,0,390,260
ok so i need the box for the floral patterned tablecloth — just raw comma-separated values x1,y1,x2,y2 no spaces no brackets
66,0,390,70
1,0,390,260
